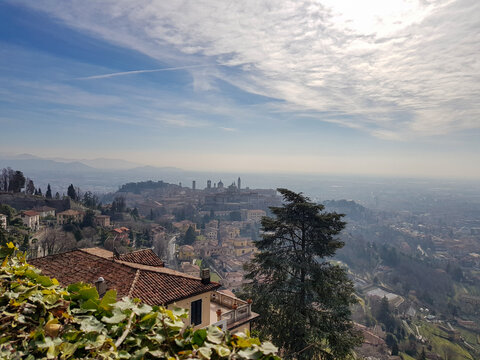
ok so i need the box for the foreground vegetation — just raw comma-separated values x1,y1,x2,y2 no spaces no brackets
0,243,279,359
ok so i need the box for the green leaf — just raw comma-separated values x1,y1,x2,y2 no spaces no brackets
132,302,152,315
60,342,77,357
139,312,157,329
79,287,99,301
206,326,224,345
259,342,278,355
113,297,135,311
37,275,53,287
43,294,60,305
118,350,131,359
198,346,212,359
148,349,165,357
101,312,127,324
99,289,117,310
237,347,262,359
131,347,148,360
78,316,105,333
213,344,231,357
67,283,82,292
81,298,99,311
193,328,207,346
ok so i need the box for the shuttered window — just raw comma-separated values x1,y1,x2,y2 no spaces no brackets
191,299,202,326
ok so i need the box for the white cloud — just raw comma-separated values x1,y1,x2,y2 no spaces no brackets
14,0,480,139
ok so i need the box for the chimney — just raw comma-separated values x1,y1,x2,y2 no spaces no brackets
200,268,210,284
95,276,107,296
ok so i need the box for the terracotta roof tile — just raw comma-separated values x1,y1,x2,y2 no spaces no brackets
22,210,39,217
130,270,219,305
30,248,220,305
80,248,114,259
117,249,164,267
30,250,136,297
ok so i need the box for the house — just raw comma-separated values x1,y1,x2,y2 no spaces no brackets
178,245,195,261
33,206,56,218
246,209,266,222
0,214,6,230
111,227,130,245
57,209,84,225
181,261,201,277
173,220,199,234
30,248,258,332
204,227,218,241
20,210,40,230
94,214,111,227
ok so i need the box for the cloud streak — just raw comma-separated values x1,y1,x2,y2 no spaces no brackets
75,64,215,80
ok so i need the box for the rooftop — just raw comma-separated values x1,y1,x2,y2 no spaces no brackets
22,210,39,217
30,248,220,305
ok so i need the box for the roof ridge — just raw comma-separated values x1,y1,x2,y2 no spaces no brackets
128,269,141,297
124,248,154,254
115,260,216,282
30,248,80,261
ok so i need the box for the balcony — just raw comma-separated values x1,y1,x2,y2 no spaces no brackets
209,290,259,331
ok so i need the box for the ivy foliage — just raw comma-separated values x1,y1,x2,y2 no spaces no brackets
0,243,280,360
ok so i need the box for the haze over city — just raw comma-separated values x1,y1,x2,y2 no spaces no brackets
1,0,479,178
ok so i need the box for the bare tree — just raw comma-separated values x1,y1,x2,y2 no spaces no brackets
38,228,76,256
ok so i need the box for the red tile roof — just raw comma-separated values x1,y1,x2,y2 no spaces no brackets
22,210,39,217
117,249,164,267
81,248,164,267
131,270,219,305
30,250,136,297
29,248,219,305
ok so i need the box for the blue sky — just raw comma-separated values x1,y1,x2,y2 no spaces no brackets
0,0,479,178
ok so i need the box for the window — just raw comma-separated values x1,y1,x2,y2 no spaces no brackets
191,299,202,326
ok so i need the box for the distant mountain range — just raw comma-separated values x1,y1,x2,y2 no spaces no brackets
0,154,182,173
0,154,186,193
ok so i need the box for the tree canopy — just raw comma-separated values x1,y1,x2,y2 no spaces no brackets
244,188,361,359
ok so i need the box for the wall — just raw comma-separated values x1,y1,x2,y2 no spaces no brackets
0,193,71,212
168,291,212,330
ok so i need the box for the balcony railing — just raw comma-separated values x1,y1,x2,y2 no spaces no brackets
211,291,252,327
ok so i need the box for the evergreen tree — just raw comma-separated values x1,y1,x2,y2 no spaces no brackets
378,296,395,332
55,192,60,199
67,184,76,201
25,179,35,195
182,226,196,245
45,184,52,199
37,188,42,196
243,189,362,359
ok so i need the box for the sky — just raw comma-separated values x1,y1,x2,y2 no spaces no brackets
0,0,479,178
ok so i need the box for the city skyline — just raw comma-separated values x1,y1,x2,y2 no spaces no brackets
1,1,479,178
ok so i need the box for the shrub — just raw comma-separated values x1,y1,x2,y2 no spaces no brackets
0,243,280,359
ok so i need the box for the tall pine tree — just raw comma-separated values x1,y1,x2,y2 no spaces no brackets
45,184,52,199
67,184,76,201
244,188,361,359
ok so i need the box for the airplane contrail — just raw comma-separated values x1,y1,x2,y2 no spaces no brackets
75,64,214,80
